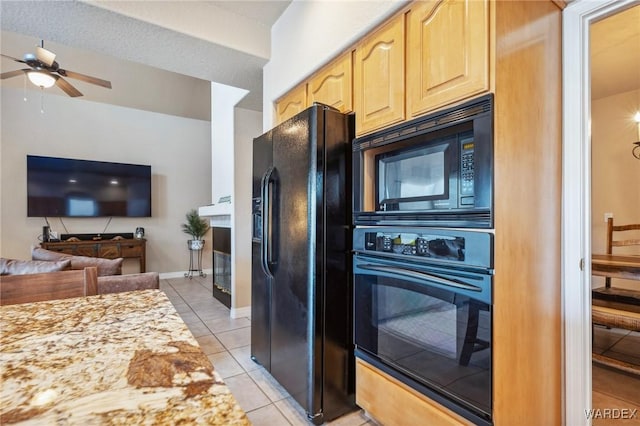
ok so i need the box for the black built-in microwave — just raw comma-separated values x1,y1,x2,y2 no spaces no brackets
352,94,494,228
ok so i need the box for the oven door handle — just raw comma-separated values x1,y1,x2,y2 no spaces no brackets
358,263,482,292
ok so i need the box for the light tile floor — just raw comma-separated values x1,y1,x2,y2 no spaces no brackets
163,276,640,425
161,276,373,426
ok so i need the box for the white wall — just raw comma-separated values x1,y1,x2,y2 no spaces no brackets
262,0,409,129
591,88,640,289
233,107,262,313
0,88,212,274
211,83,248,210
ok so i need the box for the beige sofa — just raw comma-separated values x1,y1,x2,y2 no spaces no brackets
0,248,159,295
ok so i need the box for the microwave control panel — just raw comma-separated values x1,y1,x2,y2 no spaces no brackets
460,136,475,203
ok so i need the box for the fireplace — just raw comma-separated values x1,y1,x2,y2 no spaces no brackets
212,227,231,308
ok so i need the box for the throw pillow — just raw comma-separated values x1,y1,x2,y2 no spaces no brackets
32,247,123,276
30,246,67,261
0,258,72,275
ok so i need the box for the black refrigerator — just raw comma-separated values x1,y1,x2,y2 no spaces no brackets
251,104,355,424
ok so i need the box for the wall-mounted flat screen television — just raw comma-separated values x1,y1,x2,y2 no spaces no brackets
27,155,152,217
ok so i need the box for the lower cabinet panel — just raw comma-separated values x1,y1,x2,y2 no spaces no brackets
355,358,472,426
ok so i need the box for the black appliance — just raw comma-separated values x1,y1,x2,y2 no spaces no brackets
26,155,152,217
353,226,493,425
213,227,231,308
352,94,493,228
251,104,355,424
60,232,134,241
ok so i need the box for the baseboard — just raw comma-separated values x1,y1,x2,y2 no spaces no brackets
159,269,213,280
231,305,251,319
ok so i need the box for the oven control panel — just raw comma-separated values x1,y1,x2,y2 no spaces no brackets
364,232,465,261
354,227,493,269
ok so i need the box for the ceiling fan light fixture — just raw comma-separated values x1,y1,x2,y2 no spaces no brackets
27,70,56,88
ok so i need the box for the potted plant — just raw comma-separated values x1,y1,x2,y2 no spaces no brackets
181,209,210,250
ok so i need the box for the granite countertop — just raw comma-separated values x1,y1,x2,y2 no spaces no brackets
0,289,250,425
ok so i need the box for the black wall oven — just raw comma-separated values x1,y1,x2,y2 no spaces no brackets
353,94,493,228
353,226,493,425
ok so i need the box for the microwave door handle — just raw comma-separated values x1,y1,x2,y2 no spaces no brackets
261,167,274,277
358,263,482,292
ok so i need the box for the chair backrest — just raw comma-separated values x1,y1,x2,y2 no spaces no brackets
604,217,640,288
606,217,640,255
0,267,98,306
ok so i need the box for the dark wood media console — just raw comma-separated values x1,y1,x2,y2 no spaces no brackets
41,239,146,273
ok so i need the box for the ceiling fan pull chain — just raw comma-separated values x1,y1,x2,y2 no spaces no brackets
40,87,45,114
23,73,27,102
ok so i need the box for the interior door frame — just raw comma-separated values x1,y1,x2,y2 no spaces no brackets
563,1,637,424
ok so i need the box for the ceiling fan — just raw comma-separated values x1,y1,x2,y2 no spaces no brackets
0,41,112,97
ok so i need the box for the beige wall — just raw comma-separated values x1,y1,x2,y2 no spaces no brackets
591,88,640,289
0,87,212,274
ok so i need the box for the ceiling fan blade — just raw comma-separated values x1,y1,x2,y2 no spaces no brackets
56,77,83,97
0,69,27,80
1,53,26,64
36,46,56,67
59,69,112,89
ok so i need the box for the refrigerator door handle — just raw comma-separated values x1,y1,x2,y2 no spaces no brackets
267,168,277,268
261,166,275,277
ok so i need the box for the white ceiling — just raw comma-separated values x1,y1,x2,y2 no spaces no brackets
0,0,292,112
591,4,640,100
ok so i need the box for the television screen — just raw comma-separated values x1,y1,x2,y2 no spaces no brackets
27,155,152,217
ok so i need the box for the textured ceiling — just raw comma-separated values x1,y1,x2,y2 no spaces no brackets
1,30,213,121
0,0,292,112
3,1,636,114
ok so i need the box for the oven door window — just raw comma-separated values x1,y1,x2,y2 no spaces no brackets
354,258,491,417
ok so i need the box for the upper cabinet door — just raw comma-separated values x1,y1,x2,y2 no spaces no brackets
407,0,489,118
354,14,405,136
307,51,353,113
275,83,307,125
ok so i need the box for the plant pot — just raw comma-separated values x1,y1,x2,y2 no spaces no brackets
187,239,205,251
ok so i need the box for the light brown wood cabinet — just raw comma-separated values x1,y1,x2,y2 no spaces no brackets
356,359,472,426
307,51,353,113
353,13,405,136
406,0,489,117
353,2,563,426
275,83,307,124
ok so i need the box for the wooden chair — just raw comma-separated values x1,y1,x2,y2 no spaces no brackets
0,267,98,306
592,300,640,375
592,217,640,305
604,217,640,288
592,218,640,375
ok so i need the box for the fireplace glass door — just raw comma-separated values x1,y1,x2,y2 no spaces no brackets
212,227,231,308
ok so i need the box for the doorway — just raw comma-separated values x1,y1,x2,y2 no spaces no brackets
563,0,640,424
589,3,640,419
